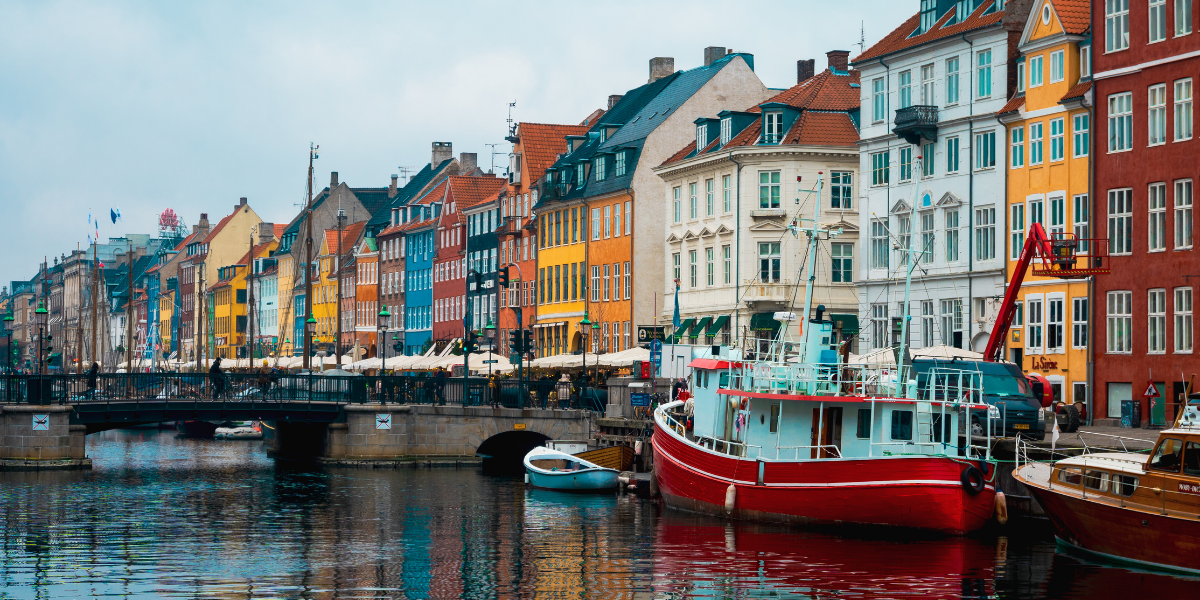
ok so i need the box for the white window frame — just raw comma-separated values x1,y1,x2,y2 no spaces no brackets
1150,0,1168,44
1107,290,1133,354
872,77,887,122
1047,293,1066,354
976,49,992,99
946,135,960,173
1050,117,1065,162
946,56,960,105
1150,83,1167,146
899,70,913,109
1072,297,1088,349
1029,55,1044,88
1176,78,1194,141
1010,126,1025,168
1080,44,1092,78
1178,0,1194,37
1026,294,1045,354
1106,0,1130,53
975,206,996,261
1050,50,1065,84
975,130,996,170
1108,92,1133,153
1030,121,1044,165
1109,188,1134,255
1176,179,1194,249
1073,113,1090,157
1150,182,1167,252
1149,288,1167,354
946,208,960,263
1176,286,1194,353
871,151,890,186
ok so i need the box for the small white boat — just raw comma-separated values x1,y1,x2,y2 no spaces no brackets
523,446,619,492
214,422,263,440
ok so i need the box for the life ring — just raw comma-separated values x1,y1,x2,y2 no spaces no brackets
740,398,750,410
961,465,986,495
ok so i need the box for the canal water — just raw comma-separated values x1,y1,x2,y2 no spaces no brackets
0,430,1194,599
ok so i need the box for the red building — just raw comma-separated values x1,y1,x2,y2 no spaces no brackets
1094,0,1200,425
432,176,506,343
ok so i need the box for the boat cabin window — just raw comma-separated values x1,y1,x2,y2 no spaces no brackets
891,410,913,441
1114,474,1139,496
856,409,871,438
1184,442,1200,476
719,372,729,388
769,403,780,433
1081,470,1108,492
1057,467,1083,485
1149,438,1186,473
931,414,953,443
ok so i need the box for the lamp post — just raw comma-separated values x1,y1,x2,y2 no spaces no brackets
578,313,592,408
484,318,496,379
377,305,390,371
3,308,13,375
34,300,48,375
306,314,317,372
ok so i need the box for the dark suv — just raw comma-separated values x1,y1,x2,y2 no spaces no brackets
912,358,1046,441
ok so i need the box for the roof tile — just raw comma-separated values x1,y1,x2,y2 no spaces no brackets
852,1,1003,64
1052,0,1090,35
517,123,590,183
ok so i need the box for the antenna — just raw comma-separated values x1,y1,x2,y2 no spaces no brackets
485,143,507,175
506,100,517,138
858,21,866,54
397,166,416,184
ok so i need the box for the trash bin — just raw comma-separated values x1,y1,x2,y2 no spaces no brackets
27,376,51,405
1120,399,1141,428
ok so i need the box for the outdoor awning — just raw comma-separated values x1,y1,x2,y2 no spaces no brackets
749,312,781,332
689,317,713,338
706,315,729,336
831,313,860,334
671,318,696,341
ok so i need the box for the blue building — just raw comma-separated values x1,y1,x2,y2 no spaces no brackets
402,202,439,355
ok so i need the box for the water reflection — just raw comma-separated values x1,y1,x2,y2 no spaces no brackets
0,430,1195,599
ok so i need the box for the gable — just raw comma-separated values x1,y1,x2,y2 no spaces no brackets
890,199,912,214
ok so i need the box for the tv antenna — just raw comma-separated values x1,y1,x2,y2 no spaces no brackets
857,21,866,54
506,100,516,138
485,143,507,175
397,166,416,185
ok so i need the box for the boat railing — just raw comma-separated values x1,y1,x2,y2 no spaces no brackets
694,434,761,458
775,444,843,460
727,362,905,397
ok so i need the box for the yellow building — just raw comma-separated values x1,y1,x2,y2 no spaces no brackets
534,199,588,357
312,223,363,354
208,241,278,359
999,0,1093,407
158,290,174,356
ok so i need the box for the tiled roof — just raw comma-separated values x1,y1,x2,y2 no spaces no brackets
322,221,366,255
783,112,860,146
852,1,1003,64
204,210,239,242
234,241,276,267
447,175,507,210
272,224,285,239
999,95,1025,114
1052,0,1090,35
1060,80,1092,103
517,122,591,183
764,69,861,112
661,140,698,167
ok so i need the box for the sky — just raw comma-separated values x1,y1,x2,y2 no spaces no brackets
0,0,913,288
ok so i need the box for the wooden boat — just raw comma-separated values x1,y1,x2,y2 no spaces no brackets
524,446,619,491
573,444,636,472
1014,406,1200,574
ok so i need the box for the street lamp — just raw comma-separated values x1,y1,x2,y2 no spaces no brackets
3,308,13,375
34,300,48,375
306,314,317,371
578,313,593,408
377,305,391,371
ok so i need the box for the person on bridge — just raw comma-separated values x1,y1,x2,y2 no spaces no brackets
210,357,225,399
256,364,272,398
434,367,447,405
85,362,99,398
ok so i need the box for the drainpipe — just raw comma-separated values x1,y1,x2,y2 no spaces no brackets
729,151,743,348
1086,96,1095,426
963,32,976,352
876,56,892,348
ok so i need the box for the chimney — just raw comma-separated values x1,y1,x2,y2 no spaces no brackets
797,59,815,84
608,94,623,109
258,222,275,245
197,213,210,236
459,152,478,173
389,174,398,198
432,141,453,166
237,196,247,211
704,46,726,66
648,57,674,83
330,172,338,188
827,50,850,72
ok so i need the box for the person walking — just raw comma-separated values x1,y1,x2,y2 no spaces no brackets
256,362,272,398
210,357,225,399
434,367,447,405
85,361,99,399
488,372,500,407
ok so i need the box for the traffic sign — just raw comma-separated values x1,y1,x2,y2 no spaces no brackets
1143,382,1161,398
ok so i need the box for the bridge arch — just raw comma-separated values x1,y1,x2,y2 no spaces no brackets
475,430,550,463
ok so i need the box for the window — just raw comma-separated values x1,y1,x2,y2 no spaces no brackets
920,63,935,105
603,264,611,301
689,182,697,219
759,242,781,283
604,205,611,238
832,243,853,283
722,245,732,284
1010,127,1025,168
1050,118,1065,161
705,247,714,286
672,187,681,223
920,0,937,32
672,253,680,284
975,131,996,169
871,303,888,349
890,410,913,441
719,118,731,146
1150,289,1167,353
688,250,697,288
576,163,585,189
615,150,626,177
1109,188,1133,254
591,266,601,302
1177,287,1194,352
946,56,960,105
922,142,935,177
625,201,631,235
1107,290,1133,353
872,77,886,122
871,220,889,270
976,49,992,98
1176,79,1194,140
897,215,911,266
759,171,781,208
856,409,872,438
722,175,732,212
1051,50,1064,83
595,155,607,181
1048,195,1066,237
1074,194,1090,251
705,179,714,215
1106,0,1130,52
1150,182,1167,252
1048,296,1065,353
1073,297,1088,348
1109,92,1133,152
1151,0,1168,43
871,151,890,186
946,209,960,262
1178,180,1195,249
922,300,936,347
696,125,707,151
899,146,913,182
899,70,912,109
920,212,935,261
1029,55,1043,88
1027,296,1044,353
1018,60,1026,93
830,171,853,209
1150,84,1168,146
975,207,996,261
1179,0,1194,35
624,262,631,299
614,203,621,237
1073,113,1090,157
1029,122,1044,165
946,136,960,172
764,111,783,143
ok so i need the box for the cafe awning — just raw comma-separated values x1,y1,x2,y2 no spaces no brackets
671,318,696,341
689,316,713,338
749,312,781,332
831,313,860,334
706,314,730,336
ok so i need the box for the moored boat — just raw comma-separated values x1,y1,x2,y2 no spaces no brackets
1013,407,1200,574
524,446,620,492
214,422,264,440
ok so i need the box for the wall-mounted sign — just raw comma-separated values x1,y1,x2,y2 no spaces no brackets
376,414,392,429
513,423,526,430
1030,356,1058,370
32,415,49,431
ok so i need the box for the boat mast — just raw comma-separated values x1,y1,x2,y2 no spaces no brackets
895,155,926,394
796,173,825,363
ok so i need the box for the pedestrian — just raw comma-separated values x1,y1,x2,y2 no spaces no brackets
210,357,225,399
536,374,551,408
672,377,688,402
435,367,447,405
256,362,271,398
489,372,500,407
85,361,99,399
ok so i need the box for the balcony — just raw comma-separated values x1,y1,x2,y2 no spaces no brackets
741,279,795,304
497,216,525,237
892,105,939,146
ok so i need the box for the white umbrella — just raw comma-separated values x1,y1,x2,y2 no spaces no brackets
383,355,419,369
912,345,984,361
598,346,651,367
346,357,381,370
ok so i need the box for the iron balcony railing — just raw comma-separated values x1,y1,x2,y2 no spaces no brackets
892,105,939,145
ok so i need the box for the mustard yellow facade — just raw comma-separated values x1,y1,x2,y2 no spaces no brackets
312,240,340,352
159,290,174,355
1002,0,1093,406
211,265,246,359
534,202,588,357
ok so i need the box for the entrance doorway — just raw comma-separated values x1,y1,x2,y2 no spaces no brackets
810,407,843,459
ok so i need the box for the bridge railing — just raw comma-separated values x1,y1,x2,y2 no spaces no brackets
0,374,608,411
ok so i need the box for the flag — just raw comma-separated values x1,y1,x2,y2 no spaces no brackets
110,208,121,224
672,279,681,331
1051,417,1061,455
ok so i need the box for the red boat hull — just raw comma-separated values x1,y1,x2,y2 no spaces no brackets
652,423,996,535
1024,484,1200,573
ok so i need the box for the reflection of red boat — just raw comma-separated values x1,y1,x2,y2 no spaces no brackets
651,513,998,599
176,420,218,438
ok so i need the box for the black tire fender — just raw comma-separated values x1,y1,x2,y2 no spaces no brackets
961,465,986,495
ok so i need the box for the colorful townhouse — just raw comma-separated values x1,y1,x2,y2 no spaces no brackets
535,48,769,357
998,0,1093,408
852,0,1032,353
433,176,506,344
500,122,590,358
208,239,276,359
459,177,508,344
1094,0,1200,425
402,193,441,355
655,51,862,354
252,255,279,359
312,222,365,357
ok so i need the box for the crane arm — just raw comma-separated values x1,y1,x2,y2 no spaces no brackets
983,223,1053,362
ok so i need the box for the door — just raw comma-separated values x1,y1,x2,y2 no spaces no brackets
810,407,844,459
1151,382,1167,427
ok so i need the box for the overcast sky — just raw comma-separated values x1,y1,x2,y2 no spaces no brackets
0,0,912,288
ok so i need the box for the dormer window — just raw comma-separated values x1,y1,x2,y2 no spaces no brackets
920,0,937,33
696,124,708,150
720,117,732,145
595,156,607,181
956,1,972,24
763,112,783,144
599,128,608,143
615,150,627,177
576,163,585,189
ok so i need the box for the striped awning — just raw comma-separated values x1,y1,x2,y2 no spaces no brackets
706,314,730,335
671,318,695,341
689,316,713,338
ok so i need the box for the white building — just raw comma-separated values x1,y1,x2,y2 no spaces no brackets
655,51,862,352
852,0,1031,352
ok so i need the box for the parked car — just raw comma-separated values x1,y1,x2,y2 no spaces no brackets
912,358,1046,441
